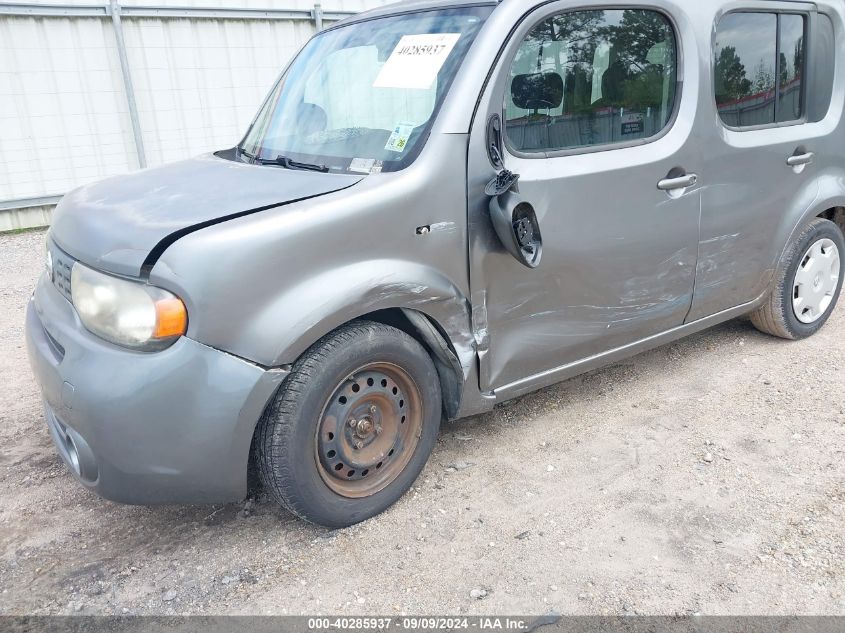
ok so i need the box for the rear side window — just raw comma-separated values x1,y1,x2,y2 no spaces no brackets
714,12,806,128
504,9,678,154
808,13,835,122
777,14,805,122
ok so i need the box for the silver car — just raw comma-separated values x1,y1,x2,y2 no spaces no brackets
26,0,845,527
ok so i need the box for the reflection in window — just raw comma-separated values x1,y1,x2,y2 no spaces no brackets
504,9,677,153
777,14,804,123
714,12,805,128
240,8,491,172
714,13,777,127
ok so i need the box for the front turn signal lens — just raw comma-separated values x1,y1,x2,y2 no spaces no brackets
154,297,188,339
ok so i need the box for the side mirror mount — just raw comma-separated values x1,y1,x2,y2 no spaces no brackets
483,113,542,269
486,114,504,171
488,190,543,269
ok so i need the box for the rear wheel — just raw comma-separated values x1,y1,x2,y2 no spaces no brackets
256,320,441,527
750,218,844,339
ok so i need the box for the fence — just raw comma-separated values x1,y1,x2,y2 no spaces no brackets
0,0,389,230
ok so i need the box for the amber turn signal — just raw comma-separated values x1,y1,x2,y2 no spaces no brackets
154,297,188,339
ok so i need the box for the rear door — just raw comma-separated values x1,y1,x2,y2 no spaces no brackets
467,2,703,392
688,2,818,320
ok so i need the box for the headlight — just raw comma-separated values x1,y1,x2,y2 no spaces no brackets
70,263,187,351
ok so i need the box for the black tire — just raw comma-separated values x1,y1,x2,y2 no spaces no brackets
750,218,844,340
256,320,441,527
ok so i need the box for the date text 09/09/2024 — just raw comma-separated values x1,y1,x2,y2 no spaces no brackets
307,617,531,631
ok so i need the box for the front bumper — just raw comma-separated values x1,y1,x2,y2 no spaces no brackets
25,272,288,504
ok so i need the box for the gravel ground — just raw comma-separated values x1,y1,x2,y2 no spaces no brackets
1,228,844,616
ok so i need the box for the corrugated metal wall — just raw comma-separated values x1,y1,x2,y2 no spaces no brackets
1,14,133,201
0,0,391,227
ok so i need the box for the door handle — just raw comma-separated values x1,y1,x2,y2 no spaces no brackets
657,173,698,191
787,152,814,167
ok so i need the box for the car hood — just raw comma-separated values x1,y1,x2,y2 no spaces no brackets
50,153,363,277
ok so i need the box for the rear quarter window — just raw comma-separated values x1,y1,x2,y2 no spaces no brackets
808,13,835,122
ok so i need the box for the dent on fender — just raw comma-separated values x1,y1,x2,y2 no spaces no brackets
265,264,475,363
282,278,478,419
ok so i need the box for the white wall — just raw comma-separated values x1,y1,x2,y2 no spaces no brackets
0,0,393,219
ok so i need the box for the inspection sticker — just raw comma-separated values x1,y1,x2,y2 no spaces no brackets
384,123,415,153
373,33,461,90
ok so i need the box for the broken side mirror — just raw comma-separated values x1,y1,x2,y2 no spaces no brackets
488,190,543,269
485,114,542,269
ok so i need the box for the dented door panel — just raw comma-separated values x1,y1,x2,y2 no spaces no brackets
477,154,701,391
467,0,703,392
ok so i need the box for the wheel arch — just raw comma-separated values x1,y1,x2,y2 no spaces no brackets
363,307,465,420
816,205,845,234
286,307,468,421
258,260,476,420
246,300,474,499
775,175,845,272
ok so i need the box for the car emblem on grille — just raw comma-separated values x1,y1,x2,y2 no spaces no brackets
46,249,53,280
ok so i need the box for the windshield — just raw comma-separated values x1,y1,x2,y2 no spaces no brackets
238,6,493,174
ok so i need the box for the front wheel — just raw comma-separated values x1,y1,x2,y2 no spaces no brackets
751,218,844,339
256,320,441,527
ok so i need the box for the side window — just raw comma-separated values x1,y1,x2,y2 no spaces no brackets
714,12,805,128
777,14,805,122
808,14,835,122
504,9,678,154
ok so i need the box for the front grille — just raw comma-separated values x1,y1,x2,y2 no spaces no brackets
48,240,76,303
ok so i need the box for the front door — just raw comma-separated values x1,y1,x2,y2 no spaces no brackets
467,3,702,392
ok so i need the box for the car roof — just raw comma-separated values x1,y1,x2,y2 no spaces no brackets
331,0,815,29
330,0,498,29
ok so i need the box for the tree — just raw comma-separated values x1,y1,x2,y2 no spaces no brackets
793,38,804,80
597,10,676,108
515,10,604,73
779,52,789,86
751,59,775,93
714,46,751,101
598,10,673,74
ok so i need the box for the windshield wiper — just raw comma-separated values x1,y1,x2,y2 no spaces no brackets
237,146,256,162
237,147,329,173
255,154,330,173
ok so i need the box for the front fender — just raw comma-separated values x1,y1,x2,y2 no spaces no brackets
253,259,475,370
148,132,477,413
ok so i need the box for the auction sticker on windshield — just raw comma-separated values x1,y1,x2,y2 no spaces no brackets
373,33,461,90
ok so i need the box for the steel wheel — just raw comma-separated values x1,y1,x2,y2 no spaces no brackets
315,362,423,498
792,237,841,324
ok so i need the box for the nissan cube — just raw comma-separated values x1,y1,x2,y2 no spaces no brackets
27,0,845,527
